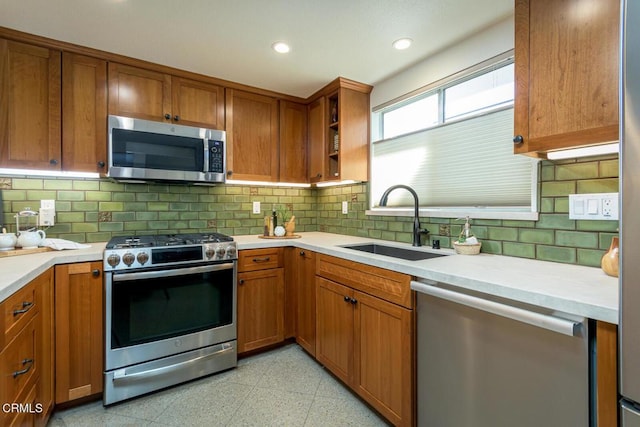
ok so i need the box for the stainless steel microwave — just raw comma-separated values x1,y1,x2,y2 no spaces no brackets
107,115,226,184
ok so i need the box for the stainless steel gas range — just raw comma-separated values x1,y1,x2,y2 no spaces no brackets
103,233,238,405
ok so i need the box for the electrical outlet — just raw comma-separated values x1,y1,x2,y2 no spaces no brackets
569,193,619,220
41,199,55,210
252,201,261,214
342,201,348,214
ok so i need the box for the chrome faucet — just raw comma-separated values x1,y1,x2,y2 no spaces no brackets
379,184,429,247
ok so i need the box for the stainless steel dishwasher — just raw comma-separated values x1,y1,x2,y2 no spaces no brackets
412,280,592,427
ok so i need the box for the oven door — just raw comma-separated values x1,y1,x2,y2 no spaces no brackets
105,262,236,371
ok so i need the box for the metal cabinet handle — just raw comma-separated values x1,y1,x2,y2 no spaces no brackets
92,269,100,277
299,251,305,256
173,115,180,121
513,135,524,144
350,297,357,305
97,161,106,168
252,257,271,263
411,281,583,337
344,296,350,302
49,159,58,165
13,301,34,316
239,279,245,285
164,113,171,120
13,358,34,378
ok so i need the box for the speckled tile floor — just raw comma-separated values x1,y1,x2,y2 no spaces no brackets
47,344,390,426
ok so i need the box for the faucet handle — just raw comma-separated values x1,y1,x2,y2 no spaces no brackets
418,228,430,235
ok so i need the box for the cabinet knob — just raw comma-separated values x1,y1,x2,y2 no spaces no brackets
49,159,58,165
173,115,180,121
350,298,357,305
239,279,245,285
92,269,100,277
299,251,305,256
513,135,524,144
227,170,233,177
97,161,105,168
316,173,322,178
344,296,350,302
164,113,171,120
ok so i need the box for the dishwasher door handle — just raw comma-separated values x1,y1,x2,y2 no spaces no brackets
411,281,583,337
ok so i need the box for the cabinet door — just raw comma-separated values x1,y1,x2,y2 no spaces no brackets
0,39,61,169
225,89,279,181
316,277,354,385
237,268,284,353
307,97,326,183
354,290,413,427
295,249,316,356
279,101,308,183
171,76,224,129
62,53,107,173
108,63,171,122
34,269,54,427
54,262,103,403
514,0,619,155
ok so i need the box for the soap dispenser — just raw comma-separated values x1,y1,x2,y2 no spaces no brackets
458,216,474,243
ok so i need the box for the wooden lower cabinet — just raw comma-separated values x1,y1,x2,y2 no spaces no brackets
54,262,103,404
0,268,53,427
237,254,285,353
294,249,316,357
316,275,413,426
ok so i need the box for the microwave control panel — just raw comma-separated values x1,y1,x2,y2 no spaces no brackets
209,140,225,173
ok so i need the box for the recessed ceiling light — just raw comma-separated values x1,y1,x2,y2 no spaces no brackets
392,38,413,50
272,42,290,54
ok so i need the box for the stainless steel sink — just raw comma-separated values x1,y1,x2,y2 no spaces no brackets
341,243,446,261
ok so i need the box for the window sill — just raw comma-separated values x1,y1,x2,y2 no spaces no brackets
366,207,539,221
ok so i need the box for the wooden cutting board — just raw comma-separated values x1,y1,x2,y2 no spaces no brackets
0,247,53,257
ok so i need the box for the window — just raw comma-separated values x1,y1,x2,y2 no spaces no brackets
370,56,539,220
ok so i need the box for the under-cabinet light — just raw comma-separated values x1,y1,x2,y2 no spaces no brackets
546,143,619,160
392,38,412,50
272,42,290,54
225,179,311,188
0,168,101,179
315,180,359,188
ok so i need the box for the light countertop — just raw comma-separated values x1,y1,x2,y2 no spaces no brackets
0,232,619,324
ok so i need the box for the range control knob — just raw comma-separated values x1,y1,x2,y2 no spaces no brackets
215,246,226,259
225,245,237,259
137,251,149,265
122,252,135,266
205,247,215,259
107,253,121,268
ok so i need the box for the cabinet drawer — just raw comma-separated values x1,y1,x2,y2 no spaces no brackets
0,316,38,407
1,281,39,350
238,248,283,272
316,254,412,309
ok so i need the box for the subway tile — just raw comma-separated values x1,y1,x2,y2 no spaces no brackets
536,214,575,230
98,222,124,232
112,212,136,222
503,242,536,259
136,212,158,221
86,191,112,201
147,202,170,211
577,220,619,232
599,159,619,178
57,191,85,201
26,190,57,200
555,230,599,248
577,249,605,267
540,181,576,197
73,180,100,191
71,201,99,212
519,229,555,244
44,179,73,190
2,190,26,201
113,192,136,202
479,240,502,254
537,246,576,264
555,163,599,181
137,192,159,202
12,179,43,189
57,212,86,223
488,227,518,241
540,163,555,181
576,178,619,194
99,202,125,211
554,198,569,213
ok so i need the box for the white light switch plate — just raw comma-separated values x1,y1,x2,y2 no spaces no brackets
569,193,619,220
342,201,348,214
252,201,261,214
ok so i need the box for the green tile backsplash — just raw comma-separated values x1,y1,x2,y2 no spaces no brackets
0,154,619,267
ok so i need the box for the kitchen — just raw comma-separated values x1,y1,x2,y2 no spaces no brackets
0,0,631,426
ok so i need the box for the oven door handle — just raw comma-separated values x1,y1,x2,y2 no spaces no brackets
112,343,234,384
112,262,234,282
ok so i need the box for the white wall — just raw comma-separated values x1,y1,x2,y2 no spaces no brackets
370,15,514,110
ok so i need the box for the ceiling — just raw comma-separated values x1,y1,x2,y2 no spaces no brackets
0,0,513,98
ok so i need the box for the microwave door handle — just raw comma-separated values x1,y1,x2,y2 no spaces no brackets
203,139,209,173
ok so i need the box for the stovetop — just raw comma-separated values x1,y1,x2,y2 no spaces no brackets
104,232,237,271
105,232,233,249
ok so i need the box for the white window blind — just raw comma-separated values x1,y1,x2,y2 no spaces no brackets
371,108,536,209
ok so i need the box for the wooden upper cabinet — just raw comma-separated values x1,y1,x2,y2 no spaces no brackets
171,76,224,129
307,97,326,182
514,0,620,156
279,101,308,183
0,39,61,169
307,78,371,183
225,88,279,181
62,53,108,173
108,63,171,122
